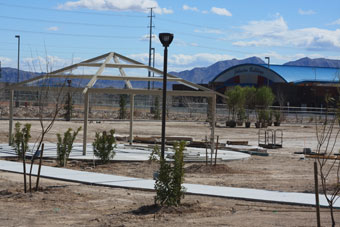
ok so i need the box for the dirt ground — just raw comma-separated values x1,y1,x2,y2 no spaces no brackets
1,120,340,226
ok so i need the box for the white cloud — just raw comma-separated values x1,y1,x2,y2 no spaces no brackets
330,18,340,25
194,28,223,34
298,9,316,15
23,56,81,72
0,57,12,66
47,26,59,31
211,7,232,17
182,4,198,12
129,52,235,71
58,0,173,14
140,34,158,41
233,15,340,50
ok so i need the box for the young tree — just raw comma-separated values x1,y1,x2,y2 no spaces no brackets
155,141,186,206
119,94,127,119
315,98,340,227
225,85,245,121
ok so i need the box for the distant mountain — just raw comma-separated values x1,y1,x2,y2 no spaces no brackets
1,67,41,83
2,56,340,87
284,57,340,68
170,56,265,84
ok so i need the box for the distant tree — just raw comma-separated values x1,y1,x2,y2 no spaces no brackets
119,94,127,119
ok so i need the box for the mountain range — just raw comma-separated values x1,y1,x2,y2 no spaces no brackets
1,57,340,85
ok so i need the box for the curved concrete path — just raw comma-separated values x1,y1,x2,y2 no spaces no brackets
0,160,339,208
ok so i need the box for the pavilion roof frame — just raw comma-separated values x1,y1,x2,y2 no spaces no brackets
9,51,227,99
8,51,222,155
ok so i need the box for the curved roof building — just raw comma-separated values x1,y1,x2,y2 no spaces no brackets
211,64,287,88
211,63,340,88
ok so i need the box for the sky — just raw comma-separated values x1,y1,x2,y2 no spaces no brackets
0,0,340,73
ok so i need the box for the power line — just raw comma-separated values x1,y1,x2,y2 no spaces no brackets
0,28,140,39
0,15,146,29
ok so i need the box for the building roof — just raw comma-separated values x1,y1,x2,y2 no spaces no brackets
260,64,340,83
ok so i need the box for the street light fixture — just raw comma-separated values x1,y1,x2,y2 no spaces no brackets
265,56,270,69
15,35,20,107
159,33,174,160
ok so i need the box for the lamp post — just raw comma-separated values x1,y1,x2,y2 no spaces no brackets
15,35,20,107
265,56,270,86
151,47,155,89
159,33,174,160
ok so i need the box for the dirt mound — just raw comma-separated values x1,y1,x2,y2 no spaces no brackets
132,202,204,215
184,164,235,174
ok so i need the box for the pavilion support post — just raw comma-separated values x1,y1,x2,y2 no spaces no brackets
8,89,14,145
83,91,89,155
129,94,134,145
210,95,216,156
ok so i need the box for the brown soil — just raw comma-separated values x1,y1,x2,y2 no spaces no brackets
1,120,340,226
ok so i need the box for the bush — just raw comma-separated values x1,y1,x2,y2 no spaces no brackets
12,122,31,159
154,141,186,206
56,127,81,167
255,87,275,109
119,95,127,119
149,145,160,162
92,129,116,163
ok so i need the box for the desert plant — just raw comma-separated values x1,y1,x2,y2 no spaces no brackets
153,96,161,120
12,122,31,159
225,86,245,120
92,129,117,163
63,89,73,121
56,127,81,167
154,141,186,206
149,145,160,162
119,94,127,119
255,86,275,109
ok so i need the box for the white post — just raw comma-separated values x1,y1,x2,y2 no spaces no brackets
129,94,134,145
8,90,14,145
83,91,89,155
211,94,216,154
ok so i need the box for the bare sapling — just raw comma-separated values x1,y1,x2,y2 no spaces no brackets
315,97,340,227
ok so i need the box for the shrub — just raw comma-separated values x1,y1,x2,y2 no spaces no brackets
154,141,186,206
12,122,31,159
56,127,81,167
153,96,161,120
149,145,160,162
92,129,116,163
119,95,127,119
255,87,275,109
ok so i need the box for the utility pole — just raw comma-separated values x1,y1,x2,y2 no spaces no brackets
15,35,20,107
147,8,155,90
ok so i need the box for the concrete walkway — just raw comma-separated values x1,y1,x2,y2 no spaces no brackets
0,160,339,208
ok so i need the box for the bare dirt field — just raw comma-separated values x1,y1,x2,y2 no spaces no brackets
1,120,340,226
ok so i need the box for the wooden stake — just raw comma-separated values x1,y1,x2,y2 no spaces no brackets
35,143,44,191
205,136,208,166
22,142,27,193
214,136,219,166
314,161,321,227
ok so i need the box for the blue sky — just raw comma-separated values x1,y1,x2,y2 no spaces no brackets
1,0,340,73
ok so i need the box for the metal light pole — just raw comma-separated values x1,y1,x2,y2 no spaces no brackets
15,35,20,107
159,33,174,160
265,56,270,86
151,47,155,89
